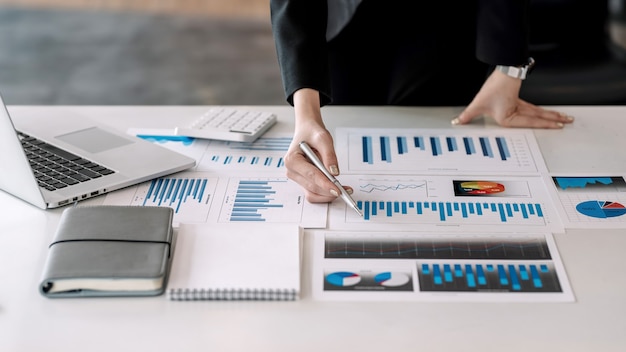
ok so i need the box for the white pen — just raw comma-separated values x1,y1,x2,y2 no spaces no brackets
299,141,363,217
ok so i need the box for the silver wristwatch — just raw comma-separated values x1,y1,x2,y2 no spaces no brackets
496,57,535,80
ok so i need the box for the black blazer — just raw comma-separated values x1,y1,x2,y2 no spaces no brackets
270,0,530,106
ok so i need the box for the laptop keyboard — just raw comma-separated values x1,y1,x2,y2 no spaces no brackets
18,132,115,191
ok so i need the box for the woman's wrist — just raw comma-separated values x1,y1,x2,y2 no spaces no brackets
481,69,523,98
293,88,324,126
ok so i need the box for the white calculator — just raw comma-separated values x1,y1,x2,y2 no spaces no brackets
175,108,277,142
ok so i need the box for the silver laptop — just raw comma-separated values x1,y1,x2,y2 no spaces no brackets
0,93,195,209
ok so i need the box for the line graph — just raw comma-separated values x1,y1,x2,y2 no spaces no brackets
553,176,626,192
325,233,552,260
359,180,427,193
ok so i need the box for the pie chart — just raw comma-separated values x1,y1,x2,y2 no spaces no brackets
374,272,410,287
458,181,505,195
576,200,626,218
326,272,361,287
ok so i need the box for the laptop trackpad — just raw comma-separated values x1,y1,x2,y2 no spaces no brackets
56,127,133,153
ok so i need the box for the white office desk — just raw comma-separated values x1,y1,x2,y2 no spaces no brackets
1,105,625,352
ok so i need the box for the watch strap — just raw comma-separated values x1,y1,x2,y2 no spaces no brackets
496,57,535,80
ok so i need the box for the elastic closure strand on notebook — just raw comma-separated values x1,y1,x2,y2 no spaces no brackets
49,238,172,257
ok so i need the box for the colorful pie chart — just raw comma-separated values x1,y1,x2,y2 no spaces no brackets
326,272,361,287
458,181,505,195
374,272,410,287
576,200,626,218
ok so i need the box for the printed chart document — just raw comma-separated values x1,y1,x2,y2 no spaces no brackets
128,128,292,174
547,174,626,228
312,231,574,302
167,223,302,301
108,130,328,228
335,127,549,175
315,127,574,302
327,174,564,233
104,172,327,228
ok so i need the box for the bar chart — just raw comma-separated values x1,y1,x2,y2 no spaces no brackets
219,177,308,223
134,130,293,173
124,175,217,223
337,128,543,174
329,175,559,230
205,154,285,168
418,261,562,293
368,135,509,161
105,172,328,227
355,199,546,225
197,137,291,171
313,231,572,300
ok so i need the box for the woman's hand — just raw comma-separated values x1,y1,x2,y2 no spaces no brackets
285,88,352,203
452,70,574,128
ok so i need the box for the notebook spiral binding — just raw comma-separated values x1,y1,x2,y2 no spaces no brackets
168,288,298,301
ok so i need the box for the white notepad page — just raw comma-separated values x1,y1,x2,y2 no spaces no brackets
167,223,302,300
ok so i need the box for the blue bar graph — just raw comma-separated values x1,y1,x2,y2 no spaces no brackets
463,137,475,155
446,137,458,152
209,154,284,168
430,137,441,156
496,137,511,161
479,137,494,158
203,137,291,170
414,136,425,150
360,134,513,162
363,136,373,164
143,177,208,213
418,262,561,292
380,136,391,163
397,136,408,154
356,200,544,224
229,180,286,222
226,137,291,151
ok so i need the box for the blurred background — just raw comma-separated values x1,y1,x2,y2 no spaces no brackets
1,0,626,106
0,0,285,105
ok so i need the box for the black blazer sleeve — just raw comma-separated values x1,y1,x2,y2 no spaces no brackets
476,0,530,66
270,0,531,106
270,0,332,106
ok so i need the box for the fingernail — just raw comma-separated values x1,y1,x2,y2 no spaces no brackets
329,165,339,175
556,122,564,128
330,189,339,197
346,188,353,195
451,117,460,125
559,112,574,122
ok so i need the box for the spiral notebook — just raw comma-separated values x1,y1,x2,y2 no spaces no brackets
167,223,302,301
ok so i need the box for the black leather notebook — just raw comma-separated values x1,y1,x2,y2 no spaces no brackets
39,205,173,298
